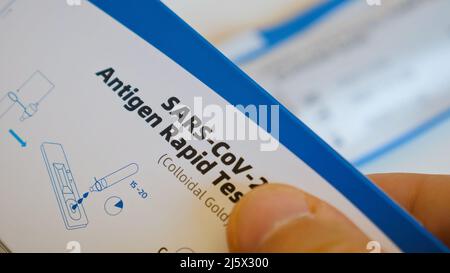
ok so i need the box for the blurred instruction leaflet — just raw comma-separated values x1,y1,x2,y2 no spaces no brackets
220,0,450,166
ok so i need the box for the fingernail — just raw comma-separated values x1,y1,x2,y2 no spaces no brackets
229,184,310,251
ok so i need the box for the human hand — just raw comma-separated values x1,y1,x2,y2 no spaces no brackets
227,173,450,252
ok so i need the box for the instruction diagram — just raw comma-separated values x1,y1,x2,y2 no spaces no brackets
41,142,88,230
41,142,139,230
90,163,139,192
0,70,54,122
104,196,124,216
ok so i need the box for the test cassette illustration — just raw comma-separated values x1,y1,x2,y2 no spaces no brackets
41,142,88,230
0,70,54,122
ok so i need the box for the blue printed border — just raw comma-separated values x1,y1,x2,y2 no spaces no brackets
89,0,448,252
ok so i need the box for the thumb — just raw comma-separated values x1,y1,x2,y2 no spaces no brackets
227,183,370,253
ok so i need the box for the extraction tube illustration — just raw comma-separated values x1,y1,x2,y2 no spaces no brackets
41,142,88,230
90,163,139,192
7,91,39,121
0,70,54,122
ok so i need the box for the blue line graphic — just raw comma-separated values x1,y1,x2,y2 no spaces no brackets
0,0,15,17
234,0,351,64
8,129,26,147
354,106,450,167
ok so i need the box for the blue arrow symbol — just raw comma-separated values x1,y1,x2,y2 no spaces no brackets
9,129,27,147
115,200,123,209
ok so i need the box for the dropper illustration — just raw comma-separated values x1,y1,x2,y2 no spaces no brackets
90,163,139,192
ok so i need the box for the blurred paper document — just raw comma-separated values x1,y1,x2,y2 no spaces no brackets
220,0,450,166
